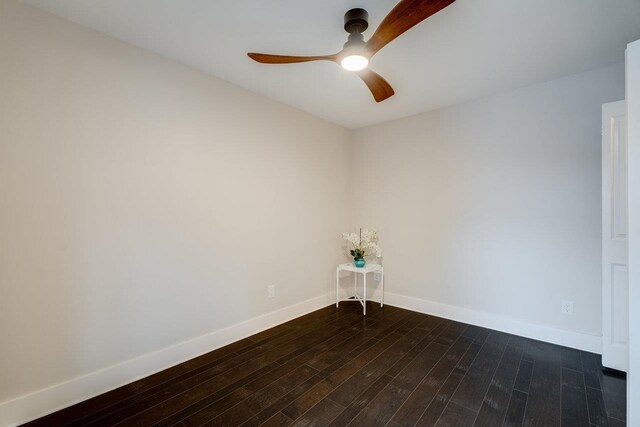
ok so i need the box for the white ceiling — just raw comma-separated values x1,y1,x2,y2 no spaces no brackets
22,0,640,129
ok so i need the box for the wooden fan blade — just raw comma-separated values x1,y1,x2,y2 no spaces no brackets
366,0,456,56
248,53,337,64
356,69,395,103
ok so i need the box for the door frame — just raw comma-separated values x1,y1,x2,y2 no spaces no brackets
625,38,640,427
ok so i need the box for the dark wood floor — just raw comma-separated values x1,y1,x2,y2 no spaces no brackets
26,302,626,426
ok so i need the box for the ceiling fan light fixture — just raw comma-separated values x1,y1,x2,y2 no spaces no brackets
341,54,369,71
340,32,369,71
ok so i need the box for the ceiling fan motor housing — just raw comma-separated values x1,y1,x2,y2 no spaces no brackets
344,8,369,34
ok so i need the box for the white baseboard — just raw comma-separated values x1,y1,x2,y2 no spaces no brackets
384,292,602,354
0,293,334,427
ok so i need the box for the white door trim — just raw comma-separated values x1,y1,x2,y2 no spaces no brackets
625,38,640,427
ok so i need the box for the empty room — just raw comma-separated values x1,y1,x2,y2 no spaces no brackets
2,0,640,426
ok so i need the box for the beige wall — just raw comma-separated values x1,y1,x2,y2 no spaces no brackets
0,0,350,405
352,63,624,339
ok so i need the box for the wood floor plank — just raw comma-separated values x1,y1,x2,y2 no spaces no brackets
522,339,537,363
561,347,583,372
562,367,586,389
351,324,471,426
346,339,454,426
607,416,626,427
585,386,612,426
25,304,626,427
290,397,344,426
281,379,336,421
414,342,483,426
461,325,491,345
282,314,425,425
306,329,382,371
205,365,318,426
296,313,440,425
417,314,448,334
326,374,394,426
320,316,420,387
562,385,590,427
326,315,431,407
523,379,561,427
503,389,528,427
257,411,293,427
560,367,590,427
450,331,510,412
434,322,467,347
602,390,626,423
525,340,562,384
513,359,533,393
581,351,603,390
601,370,627,422
240,375,325,427
523,340,562,427
385,318,449,378
600,368,626,395
473,335,525,426
436,401,477,427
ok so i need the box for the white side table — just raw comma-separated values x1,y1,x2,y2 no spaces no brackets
336,263,384,315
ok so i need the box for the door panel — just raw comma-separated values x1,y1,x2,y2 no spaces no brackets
602,100,628,371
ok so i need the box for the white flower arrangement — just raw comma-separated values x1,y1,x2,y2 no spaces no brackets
342,228,382,259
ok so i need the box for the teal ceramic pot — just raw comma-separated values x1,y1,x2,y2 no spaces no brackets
354,258,366,268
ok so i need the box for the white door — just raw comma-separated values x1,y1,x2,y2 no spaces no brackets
602,100,628,371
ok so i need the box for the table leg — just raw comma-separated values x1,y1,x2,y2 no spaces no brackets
354,271,357,299
380,269,384,307
363,272,367,315
336,268,339,308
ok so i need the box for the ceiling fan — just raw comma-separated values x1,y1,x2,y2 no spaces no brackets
248,0,456,103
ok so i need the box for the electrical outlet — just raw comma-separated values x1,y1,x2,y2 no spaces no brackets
561,300,573,315
373,272,382,282
267,285,275,299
